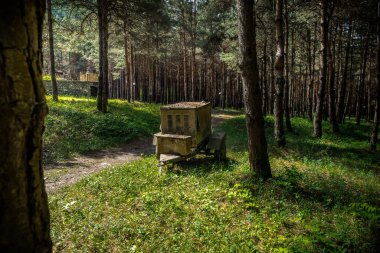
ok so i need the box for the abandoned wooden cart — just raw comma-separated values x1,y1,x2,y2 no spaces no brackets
153,102,226,170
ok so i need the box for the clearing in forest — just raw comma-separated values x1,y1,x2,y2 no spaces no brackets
48,109,380,252
43,96,236,192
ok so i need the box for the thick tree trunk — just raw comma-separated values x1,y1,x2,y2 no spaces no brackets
0,1,52,251
47,0,58,101
274,0,286,147
237,0,272,180
370,1,380,151
313,0,329,138
97,0,109,112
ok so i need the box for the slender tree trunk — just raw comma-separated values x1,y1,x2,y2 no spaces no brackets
370,1,380,151
47,0,58,101
356,36,369,125
313,0,329,138
0,1,52,251
237,0,272,180
328,24,339,133
124,22,130,102
337,22,352,123
130,43,134,102
263,35,268,115
191,0,197,101
274,0,286,146
284,0,292,132
307,28,314,120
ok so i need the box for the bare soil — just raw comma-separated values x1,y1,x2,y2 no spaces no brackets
44,110,239,193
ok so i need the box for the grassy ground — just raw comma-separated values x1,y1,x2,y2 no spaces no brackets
48,110,380,252
44,96,160,163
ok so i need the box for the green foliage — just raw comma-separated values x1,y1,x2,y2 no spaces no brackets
43,96,160,163
49,112,379,252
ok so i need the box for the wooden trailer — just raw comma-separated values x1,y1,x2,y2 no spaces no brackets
153,102,226,171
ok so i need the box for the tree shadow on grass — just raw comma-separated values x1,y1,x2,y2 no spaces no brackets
224,116,380,175
219,116,380,206
166,155,238,176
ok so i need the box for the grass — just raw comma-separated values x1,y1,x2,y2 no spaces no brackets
43,96,160,163
48,108,380,252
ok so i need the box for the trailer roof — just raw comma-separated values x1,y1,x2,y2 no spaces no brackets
161,102,210,109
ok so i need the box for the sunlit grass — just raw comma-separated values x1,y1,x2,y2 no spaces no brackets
43,95,160,163
49,110,380,252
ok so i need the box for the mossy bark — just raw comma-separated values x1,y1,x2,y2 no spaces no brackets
0,1,52,252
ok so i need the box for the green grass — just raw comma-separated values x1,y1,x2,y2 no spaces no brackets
44,96,160,163
48,110,380,252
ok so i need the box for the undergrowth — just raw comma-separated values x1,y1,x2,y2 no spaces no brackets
48,109,380,252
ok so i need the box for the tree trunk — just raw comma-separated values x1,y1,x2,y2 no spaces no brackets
237,0,272,180
47,0,58,101
356,36,369,125
124,22,130,102
191,0,197,101
328,24,339,133
337,22,352,123
284,0,293,132
0,1,52,251
313,0,329,138
97,0,109,112
307,28,314,120
274,0,286,146
370,0,380,151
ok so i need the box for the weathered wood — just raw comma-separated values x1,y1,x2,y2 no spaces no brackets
155,133,192,156
160,102,211,147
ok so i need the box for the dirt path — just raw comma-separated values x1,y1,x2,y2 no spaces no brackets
44,111,238,193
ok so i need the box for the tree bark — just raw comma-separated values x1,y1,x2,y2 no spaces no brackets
307,28,314,120
0,1,52,251
328,24,339,133
124,22,130,102
284,0,292,132
356,36,369,125
337,22,352,123
47,0,58,101
313,0,329,138
274,0,286,146
370,0,380,151
97,0,109,112
237,0,272,180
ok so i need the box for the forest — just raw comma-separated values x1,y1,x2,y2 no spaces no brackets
0,0,379,252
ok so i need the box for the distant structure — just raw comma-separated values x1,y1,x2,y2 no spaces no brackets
80,66,98,82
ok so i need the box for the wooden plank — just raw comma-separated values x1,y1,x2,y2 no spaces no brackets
155,133,192,156
159,154,184,164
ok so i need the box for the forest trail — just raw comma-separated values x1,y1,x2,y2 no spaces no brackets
44,110,238,193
